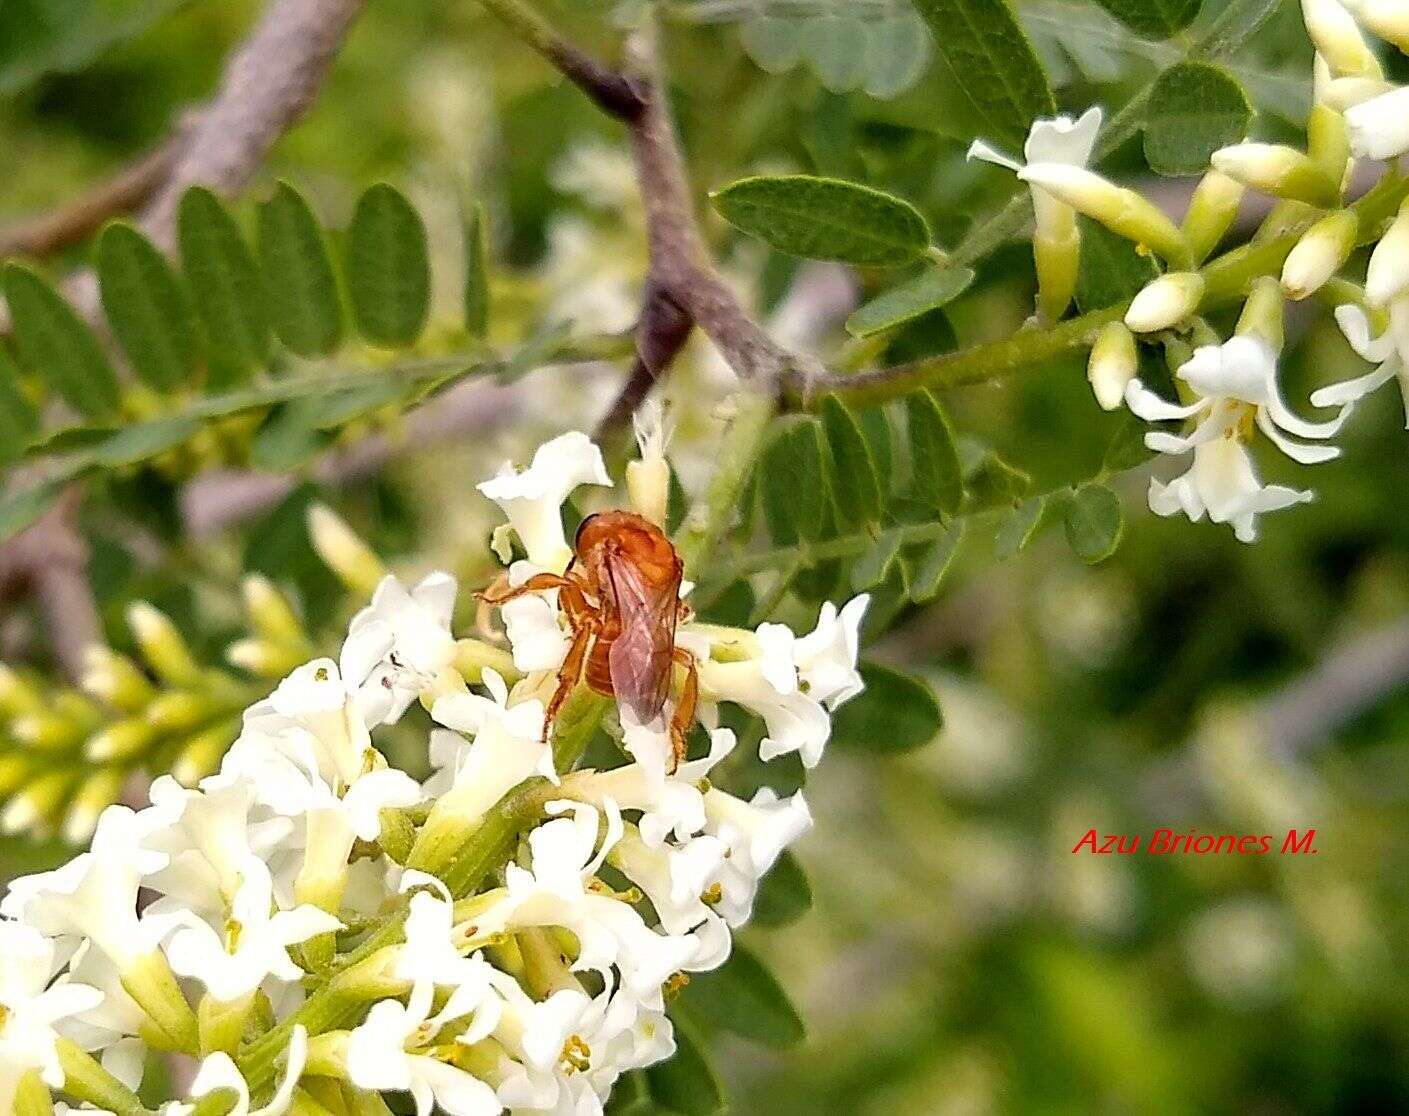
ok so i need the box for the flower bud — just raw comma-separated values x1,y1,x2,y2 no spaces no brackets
1211,143,1340,206
1237,276,1286,352
1303,0,1382,78
1182,170,1246,264
1087,321,1139,410
86,718,157,762
0,663,42,720
307,504,387,599
79,646,153,712
1017,163,1191,265
1307,103,1352,189
1366,198,1409,305
241,574,307,647
1125,272,1206,333
62,768,125,844
128,601,203,687
226,637,306,679
172,718,238,786
1345,86,1409,161
626,400,673,528
2,770,68,834
1033,211,1081,322
1343,0,1409,51
1282,209,1359,299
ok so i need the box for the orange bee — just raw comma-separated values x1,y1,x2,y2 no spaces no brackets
479,511,699,768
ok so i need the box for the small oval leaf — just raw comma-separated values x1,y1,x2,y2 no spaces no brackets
97,222,198,391
711,175,930,266
645,1015,724,1116
0,345,39,466
178,186,271,387
1063,482,1124,563
1144,62,1252,177
995,495,1046,558
463,202,490,339
348,183,431,346
847,265,975,338
905,390,963,517
820,395,883,525
3,263,120,419
1094,0,1201,39
753,851,813,927
760,417,834,545
258,181,343,357
832,663,942,753
677,944,806,1048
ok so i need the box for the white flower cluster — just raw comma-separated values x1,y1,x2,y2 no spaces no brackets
0,429,867,1116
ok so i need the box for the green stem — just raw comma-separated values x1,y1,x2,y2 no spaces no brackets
56,1040,146,1116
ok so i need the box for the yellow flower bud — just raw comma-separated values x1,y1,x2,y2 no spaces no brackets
1282,209,1358,299
1087,322,1139,411
307,504,386,599
1126,273,1206,333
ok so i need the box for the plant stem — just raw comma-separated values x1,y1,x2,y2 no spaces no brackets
56,1040,147,1116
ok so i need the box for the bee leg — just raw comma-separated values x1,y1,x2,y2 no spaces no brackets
542,620,595,746
668,647,699,773
476,572,578,606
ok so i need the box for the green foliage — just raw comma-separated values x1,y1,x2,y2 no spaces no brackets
905,390,963,518
852,528,905,591
911,0,1056,151
463,203,491,339
1061,482,1124,562
1091,0,1201,39
97,223,197,392
711,175,930,266
994,495,1047,557
257,182,343,357
3,263,120,420
0,348,39,467
347,183,431,346
0,0,183,95
643,1017,725,1115
846,266,975,338
1075,218,1158,314
678,944,806,1048
178,186,272,387
760,416,834,545
1144,62,1253,176
752,851,813,927
832,664,943,753
908,524,963,602
820,396,884,525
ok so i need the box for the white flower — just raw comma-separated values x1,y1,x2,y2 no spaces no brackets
395,871,502,1035
1345,85,1409,160
1,805,167,969
0,921,104,1110
1125,272,1206,333
477,433,612,572
187,1025,307,1116
346,981,501,1116
609,831,732,971
793,595,868,710
626,399,673,527
500,561,572,673
161,857,341,1003
701,788,812,927
1311,300,1409,423
342,572,458,726
696,646,831,769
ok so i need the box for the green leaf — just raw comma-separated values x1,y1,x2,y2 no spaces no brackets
96,222,197,392
852,528,904,591
909,524,962,602
0,346,39,466
250,380,408,470
1092,0,1201,39
178,186,271,387
905,390,963,517
1063,483,1124,563
753,851,813,927
1102,411,1155,473
994,496,1046,558
3,263,119,419
348,184,431,346
1075,218,1158,314
257,181,343,357
0,0,182,95
1143,62,1252,177
0,476,69,540
88,416,198,467
832,663,942,753
677,944,805,1048
859,406,895,496
760,417,833,545
646,1016,724,1116
912,0,1056,152
819,395,883,525
846,265,975,338
463,203,491,339
710,175,930,266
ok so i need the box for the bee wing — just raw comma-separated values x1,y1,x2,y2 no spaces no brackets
603,549,680,725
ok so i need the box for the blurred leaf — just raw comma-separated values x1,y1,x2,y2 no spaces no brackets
906,390,963,517
3,263,119,419
846,266,975,337
97,222,197,392
1102,411,1155,472
1062,483,1124,562
463,202,491,339
1075,218,1157,314
760,417,833,545
883,307,958,364
647,1015,725,1116
1092,0,1200,38
913,0,1056,152
250,380,407,471
753,851,813,927
820,395,883,525
711,175,930,266
832,663,942,753
0,0,183,94
348,183,431,346
678,944,805,1048
852,528,904,591
604,1071,655,1115
88,416,198,466
909,524,962,602
1144,62,1252,177
178,186,271,388
858,406,895,496
0,347,39,466
0,476,69,540
258,181,343,357
994,495,1046,557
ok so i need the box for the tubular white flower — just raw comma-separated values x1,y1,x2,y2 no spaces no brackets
1088,321,1139,410
1303,0,1382,78
1342,0,1409,49
500,561,572,673
610,830,732,971
969,108,1103,318
1281,209,1359,300
702,788,812,926
626,399,673,528
1345,85,1409,160
793,595,869,710
1016,162,1188,265
187,1025,308,1116
477,432,612,573
1125,272,1206,333
1365,199,1409,305
1311,300,1409,422
341,572,458,726
1210,143,1339,205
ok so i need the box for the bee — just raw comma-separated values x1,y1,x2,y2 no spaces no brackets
479,511,698,769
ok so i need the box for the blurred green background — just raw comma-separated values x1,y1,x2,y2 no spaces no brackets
2,1,1408,1112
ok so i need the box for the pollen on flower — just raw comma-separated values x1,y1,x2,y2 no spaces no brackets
560,1034,592,1074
